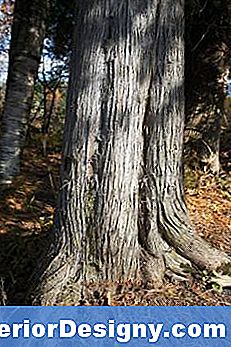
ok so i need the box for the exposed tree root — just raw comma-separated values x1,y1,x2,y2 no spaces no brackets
210,273,231,289
158,199,231,272
32,226,231,306
139,191,231,289
30,250,82,305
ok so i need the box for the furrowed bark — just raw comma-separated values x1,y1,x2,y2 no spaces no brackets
31,0,230,305
141,0,229,280
33,0,152,305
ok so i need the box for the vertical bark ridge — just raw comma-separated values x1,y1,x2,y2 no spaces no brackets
139,0,179,283
31,0,231,305
34,0,163,304
143,0,229,277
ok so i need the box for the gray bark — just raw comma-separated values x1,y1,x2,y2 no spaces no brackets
0,0,48,184
32,0,230,305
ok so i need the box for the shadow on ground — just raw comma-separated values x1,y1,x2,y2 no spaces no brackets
0,229,50,305
0,144,60,305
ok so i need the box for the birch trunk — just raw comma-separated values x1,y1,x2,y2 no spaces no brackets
32,0,230,305
0,0,48,184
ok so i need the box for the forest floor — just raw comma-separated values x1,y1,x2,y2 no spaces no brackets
0,141,230,306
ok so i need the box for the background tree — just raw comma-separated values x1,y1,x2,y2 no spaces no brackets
0,0,14,75
28,56,68,156
45,0,74,59
185,0,231,173
31,0,231,305
0,0,14,114
0,0,49,184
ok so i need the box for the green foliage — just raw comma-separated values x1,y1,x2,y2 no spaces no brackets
29,65,68,153
45,0,75,59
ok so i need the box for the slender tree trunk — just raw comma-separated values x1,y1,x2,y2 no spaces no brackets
32,0,230,305
0,0,48,184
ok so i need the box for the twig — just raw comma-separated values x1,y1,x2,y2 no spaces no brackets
0,278,7,306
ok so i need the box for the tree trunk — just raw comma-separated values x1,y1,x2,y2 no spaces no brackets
0,0,48,184
32,0,230,305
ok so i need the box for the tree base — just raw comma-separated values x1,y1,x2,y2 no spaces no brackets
31,221,231,306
